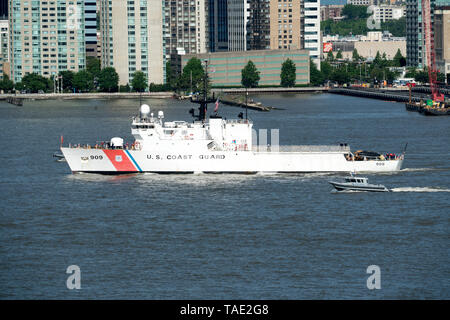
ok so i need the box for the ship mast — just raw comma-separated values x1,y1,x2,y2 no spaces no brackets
189,59,216,122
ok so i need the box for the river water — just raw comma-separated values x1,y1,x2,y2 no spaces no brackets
0,93,448,299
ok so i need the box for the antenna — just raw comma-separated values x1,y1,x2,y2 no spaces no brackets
245,89,248,120
188,58,216,121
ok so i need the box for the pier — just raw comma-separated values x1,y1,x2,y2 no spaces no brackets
6,97,24,106
328,87,432,103
212,87,328,94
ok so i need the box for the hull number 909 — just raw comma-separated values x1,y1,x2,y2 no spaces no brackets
90,155,103,160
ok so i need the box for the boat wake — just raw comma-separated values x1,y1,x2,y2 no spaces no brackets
390,187,450,193
400,167,449,172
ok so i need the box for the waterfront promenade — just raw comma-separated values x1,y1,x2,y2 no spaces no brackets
0,92,175,101
1,86,445,105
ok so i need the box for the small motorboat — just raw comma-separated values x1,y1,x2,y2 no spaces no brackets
53,152,66,162
329,174,391,192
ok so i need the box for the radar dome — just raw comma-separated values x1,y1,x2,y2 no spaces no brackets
140,104,150,118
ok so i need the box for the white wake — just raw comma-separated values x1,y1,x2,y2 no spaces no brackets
391,187,450,193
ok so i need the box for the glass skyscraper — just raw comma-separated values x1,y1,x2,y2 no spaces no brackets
0,1,8,20
209,0,228,52
84,0,97,58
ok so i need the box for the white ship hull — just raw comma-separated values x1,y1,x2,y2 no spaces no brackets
61,147,403,174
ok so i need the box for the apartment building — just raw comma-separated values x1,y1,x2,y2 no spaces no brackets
84,0,97,58
99,0,164,86
9,0,86,83
0,20,8,80
164,0,208,57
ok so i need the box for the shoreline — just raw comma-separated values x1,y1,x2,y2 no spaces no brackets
0,92,176,100
0,87,330,101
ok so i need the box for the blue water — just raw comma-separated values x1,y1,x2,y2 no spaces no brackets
0,93,449,299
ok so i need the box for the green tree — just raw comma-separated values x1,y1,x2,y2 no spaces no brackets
86,57,101,79
178,57,205,93
165,61,177,90
405,67,417,78
414,70,429,84
280,59,296,87
321,15,405,37
393,49,406,67
98,67,119,92
352,49,361,62
0,75,14,92
310,59,324,86
327,51,334,61
73,70,94,92
119,84,131,92
149,83,172,92
373,51,382,66
15,82,25,92
241,60,260,88
336,50,343,59
131,71,148,92
342,4,369,20
21,73,52,93
59,70,75,92
320,61,333,80
380,17,406,37
437,71,445,83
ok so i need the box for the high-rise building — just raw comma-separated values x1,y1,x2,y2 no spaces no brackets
302,0,321,69
227,0,249,51
269,0,302,50
320,4,344,22
164,0,208,58
99,0,164,86
0,20,9,80
9,0,86,83
84,1,97,58
0,1,7,20
209,0,228,52
434,6,450,79
247,0,271,50
406,0,450,68
247,1,320,68
209,0,249,52
372,5,406,22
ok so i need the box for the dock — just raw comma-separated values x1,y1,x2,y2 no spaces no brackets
6,97,24,106
212,87,328,94
328,87,429,103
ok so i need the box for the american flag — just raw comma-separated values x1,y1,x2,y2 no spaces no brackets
214,98,219,112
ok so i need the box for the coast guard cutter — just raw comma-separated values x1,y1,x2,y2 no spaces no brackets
60,102,405,174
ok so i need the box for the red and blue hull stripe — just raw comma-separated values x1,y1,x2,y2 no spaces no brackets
102,149,142,172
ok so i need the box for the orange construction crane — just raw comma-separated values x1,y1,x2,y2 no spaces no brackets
422,0,445,101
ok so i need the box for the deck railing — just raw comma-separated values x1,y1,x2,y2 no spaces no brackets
253,145,351,153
